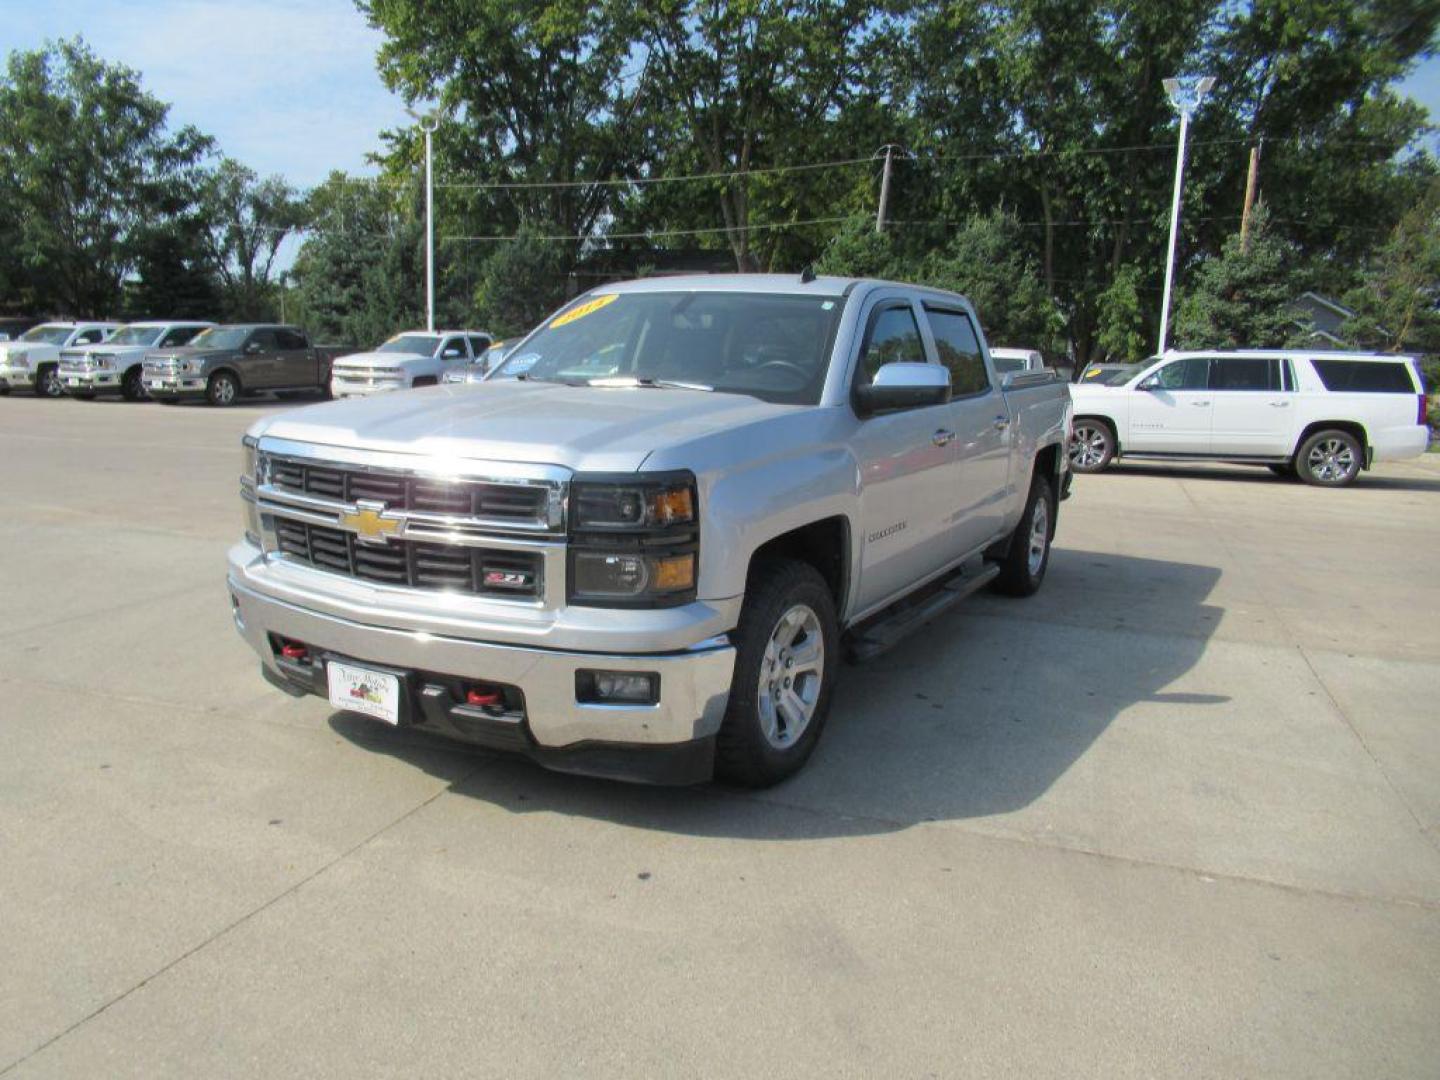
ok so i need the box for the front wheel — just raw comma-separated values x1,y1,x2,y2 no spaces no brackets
121,366,145,401
206,370,239,407
992,474,1056,597
36,363,64,398
1297,429,1362,487
1069,419,1115,473
716,560,839,788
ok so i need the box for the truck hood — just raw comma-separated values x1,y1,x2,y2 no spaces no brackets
332,350,433,370
251,380,802,473
148,344,230,359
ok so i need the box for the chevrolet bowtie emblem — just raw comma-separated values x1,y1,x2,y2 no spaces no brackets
341,502,402,543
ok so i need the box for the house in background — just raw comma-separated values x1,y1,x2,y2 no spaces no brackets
1290,292,1357,347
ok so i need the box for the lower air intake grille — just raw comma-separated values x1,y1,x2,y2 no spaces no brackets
274,521,541,598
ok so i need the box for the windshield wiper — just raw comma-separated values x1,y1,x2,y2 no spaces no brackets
586,375,714,392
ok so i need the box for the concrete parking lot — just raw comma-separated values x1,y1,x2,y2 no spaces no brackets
2,395,1438,1078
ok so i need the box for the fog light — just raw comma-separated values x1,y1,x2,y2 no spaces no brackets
576,670,659,705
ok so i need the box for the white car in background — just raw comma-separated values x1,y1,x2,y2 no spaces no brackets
441,341,514,385
59,320,215,401
1068,349,1430,487
330,329,492,397
0,321,122,397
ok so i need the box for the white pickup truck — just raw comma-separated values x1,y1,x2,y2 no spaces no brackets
229,275,1072,786
1068,349,1430,486
330,330,492,397
59,321,214,400
0,321,122,397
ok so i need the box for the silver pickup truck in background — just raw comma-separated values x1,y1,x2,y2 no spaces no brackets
228,275,1073,786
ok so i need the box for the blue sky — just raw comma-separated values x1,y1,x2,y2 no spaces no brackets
1,0,1437,189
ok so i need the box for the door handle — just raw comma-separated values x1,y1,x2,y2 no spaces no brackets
932,429,955,447
1269,401,1290,408
1191,400,1211,407
993,416,1010,431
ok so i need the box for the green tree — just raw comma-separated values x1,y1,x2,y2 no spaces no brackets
291,173,422,344
1094,265,1152,364
921,211,1062,352
1174,206,1311,348
124,222,221,319
471,224,570,337
201,158,306,321
813,215,903,279
0,38,213,315
1341,177,1440,358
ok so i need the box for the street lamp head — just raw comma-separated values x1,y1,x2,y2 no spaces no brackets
1163,75,1216,116
405,104,440,133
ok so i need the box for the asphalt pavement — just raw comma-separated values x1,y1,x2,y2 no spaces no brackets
2,393,1438,1078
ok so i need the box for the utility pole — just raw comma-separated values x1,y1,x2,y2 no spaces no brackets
1157,76,1215,355
1239,140,1262,253
875,144,895,233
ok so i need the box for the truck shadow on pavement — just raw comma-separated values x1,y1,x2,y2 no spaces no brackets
329,548,1225,839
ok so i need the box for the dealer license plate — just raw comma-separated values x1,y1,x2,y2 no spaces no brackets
327,661,401,725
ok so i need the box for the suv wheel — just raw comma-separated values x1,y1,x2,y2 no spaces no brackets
121,366,145,401
207,370,239,407
37,363,64,398
716,560,838,788
1069,420,1114,472
1297,429,1362,487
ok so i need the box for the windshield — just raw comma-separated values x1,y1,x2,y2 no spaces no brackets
494,291,844,404
20,325,74,345
379,334,442,355
106,325,166,347
190,327,250,350
1083,364,1143,386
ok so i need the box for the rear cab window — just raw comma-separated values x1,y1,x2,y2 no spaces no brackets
923,307,991,396
1309,359,1417,393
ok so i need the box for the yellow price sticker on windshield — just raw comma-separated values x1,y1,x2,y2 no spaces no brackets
551,293,619,329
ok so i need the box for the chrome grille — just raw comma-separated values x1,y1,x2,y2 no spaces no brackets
268,458,551,524
273,521,542,597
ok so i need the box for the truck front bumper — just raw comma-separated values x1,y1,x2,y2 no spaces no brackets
144,375,208,399
0,365,33,388
60,369,121,393
227,574,737,785
330,376,407,398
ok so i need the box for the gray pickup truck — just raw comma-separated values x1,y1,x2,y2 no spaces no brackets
228,275,1072,786
144,324,349,406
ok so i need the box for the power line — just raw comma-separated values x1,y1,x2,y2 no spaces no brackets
443,216,854,243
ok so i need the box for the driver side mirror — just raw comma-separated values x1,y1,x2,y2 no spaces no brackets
245,341,264,354
1137,377,1160,391
442,347,462,359
854,362,951,416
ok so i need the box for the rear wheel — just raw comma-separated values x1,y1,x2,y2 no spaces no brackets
992,473,1056,597
206,370,239,407
36,363,64,398
120,366,145,401
1068,419,1114,473
716,560,838,788
1297,429,1362,487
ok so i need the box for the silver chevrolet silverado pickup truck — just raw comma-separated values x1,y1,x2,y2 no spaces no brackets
229,275,1072,787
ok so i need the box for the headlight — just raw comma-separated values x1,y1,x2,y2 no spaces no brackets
568,473,698,607
241,435,261,544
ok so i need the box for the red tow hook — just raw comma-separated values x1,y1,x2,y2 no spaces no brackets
280,642,309,662
465,687,503,708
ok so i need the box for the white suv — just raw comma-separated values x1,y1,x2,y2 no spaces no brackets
330,330,491,397
1069,350,1429,487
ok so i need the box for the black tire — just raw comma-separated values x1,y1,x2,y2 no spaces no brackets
206,370,239,407
36,363,64,398
120,366,145,401
1068,418,1115,473
1296,429,1363,487
715,560,839,788
992,473,1056,597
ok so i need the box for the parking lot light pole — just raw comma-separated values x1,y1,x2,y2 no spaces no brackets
407,108,440,333
1157,75,1215,355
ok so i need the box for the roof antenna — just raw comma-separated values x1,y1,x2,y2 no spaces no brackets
799,263,816,284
